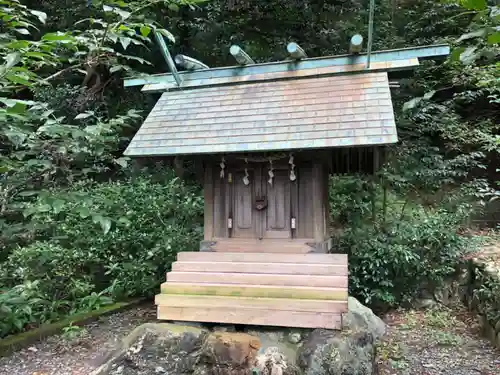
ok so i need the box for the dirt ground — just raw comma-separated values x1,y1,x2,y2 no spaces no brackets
0,304,157,375
0,303,498,375
377,304,500,375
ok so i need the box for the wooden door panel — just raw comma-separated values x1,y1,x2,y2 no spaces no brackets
264,169,291,239
297,166,314,238
232,170,256,238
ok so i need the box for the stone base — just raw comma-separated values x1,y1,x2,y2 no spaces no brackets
92,297,385,375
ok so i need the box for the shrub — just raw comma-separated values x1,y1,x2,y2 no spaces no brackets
20,171,204,298
3,242,96,301
0,281,64,337
336,208,474,309
329,174,477,309
0,170,203,338
329,175,373,227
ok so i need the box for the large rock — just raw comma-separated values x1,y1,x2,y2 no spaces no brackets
202,331,261,368
296,297,386,375
91,323,262,375
342,297,386,340
93,297,385,375
297,329,376,375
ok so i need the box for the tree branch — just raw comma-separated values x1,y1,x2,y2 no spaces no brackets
42,64,83,82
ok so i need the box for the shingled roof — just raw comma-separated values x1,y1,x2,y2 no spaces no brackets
124,71,397,156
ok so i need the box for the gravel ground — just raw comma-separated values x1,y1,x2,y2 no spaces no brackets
377,304,500,375
0,304,156,375
0,302,498,375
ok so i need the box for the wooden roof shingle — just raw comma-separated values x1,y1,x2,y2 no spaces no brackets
124,72,397,156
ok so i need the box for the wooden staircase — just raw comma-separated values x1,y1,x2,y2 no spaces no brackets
155,249,348,329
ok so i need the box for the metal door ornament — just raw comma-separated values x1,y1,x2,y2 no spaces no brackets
255,196,268,211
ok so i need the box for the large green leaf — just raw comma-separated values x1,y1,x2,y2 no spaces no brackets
114,8,130,20
5,73,32,85
140,25,151,37
456,28,487,43
450,46,465,61
168,3,180,12
42,32,75,42
403,97,423,112
460,0,486,11
29,10,47,24
0,98,36,107
92,215,112,235
459,46,478,65
488,32,500,45
109,65,124,73
25,52,50,60
157,28,175,43
52,199,65,214
74,112,93,120
4,52,21,69
76,206,91,219
15,28,30,35
7,40,30,49
119,36,132,50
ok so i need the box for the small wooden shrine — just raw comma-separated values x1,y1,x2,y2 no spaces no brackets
123,34,449,329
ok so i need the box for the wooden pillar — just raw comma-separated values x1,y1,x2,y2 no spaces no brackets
204,165,214,240
312,162,327,244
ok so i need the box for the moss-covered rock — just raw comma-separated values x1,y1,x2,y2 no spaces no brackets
202,331,261,368
92,323,207,375
296,297,385,375
342,297,386,340
92,323,263,375
298,330,376,375
92,298,385,375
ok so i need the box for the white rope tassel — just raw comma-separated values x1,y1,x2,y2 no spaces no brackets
219,157,225,179
289,153,296,181
243,158,250,185
268,158,274,185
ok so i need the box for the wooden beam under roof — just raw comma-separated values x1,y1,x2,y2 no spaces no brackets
124,44,449,93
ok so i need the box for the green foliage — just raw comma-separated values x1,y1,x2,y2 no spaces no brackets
329,175,373,227
329,175,476,308
0,173,202,338
3,242,95,300
22,172,203,296
342,212,472,307
473,268,500,324
0,280,61,337
0,0,497,339
61,323,88,341
396,0,499,214
0,0,204,339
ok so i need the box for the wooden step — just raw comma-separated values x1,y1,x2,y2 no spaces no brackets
166,271,347,288
155,294,348,313
177,252,347,264
171,261,348,276
157,306,342,329
158,250,348,329
160,282,347,300
210,239,314,253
